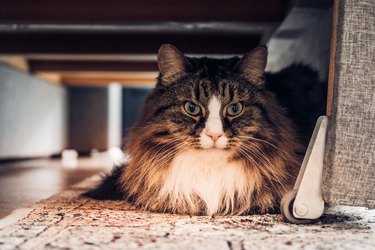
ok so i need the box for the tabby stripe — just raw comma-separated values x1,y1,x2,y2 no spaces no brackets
202,84,210,99
153,130,171,137
194,84,200,101
220,81,226,97
193,117,205,131
153,104,175,116
252,133,277,154
229,85,235,101
253,103,277,129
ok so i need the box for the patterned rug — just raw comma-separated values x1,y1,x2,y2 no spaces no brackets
0,176,374,250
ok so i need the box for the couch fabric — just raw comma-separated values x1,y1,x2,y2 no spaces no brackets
323,0,375,208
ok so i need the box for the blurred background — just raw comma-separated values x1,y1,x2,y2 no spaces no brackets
0,0,333,217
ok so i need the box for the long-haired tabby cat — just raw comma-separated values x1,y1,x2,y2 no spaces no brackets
85,44,326,216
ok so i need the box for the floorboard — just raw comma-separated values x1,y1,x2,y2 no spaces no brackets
0,157,111,218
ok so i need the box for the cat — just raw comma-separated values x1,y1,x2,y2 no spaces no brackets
84,44,326,216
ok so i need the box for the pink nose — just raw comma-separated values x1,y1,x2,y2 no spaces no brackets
205,131,223,142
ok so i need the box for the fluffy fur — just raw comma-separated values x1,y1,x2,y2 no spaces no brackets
85,44,325,216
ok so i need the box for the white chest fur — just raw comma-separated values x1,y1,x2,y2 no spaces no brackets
159,149,252,215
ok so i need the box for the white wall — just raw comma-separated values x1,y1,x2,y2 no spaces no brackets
0,64,66,159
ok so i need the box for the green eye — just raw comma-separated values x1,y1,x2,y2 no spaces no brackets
226,102,243,116
184,102,201,116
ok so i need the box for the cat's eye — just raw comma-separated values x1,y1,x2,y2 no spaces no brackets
184,102,202,116
226,102,243,117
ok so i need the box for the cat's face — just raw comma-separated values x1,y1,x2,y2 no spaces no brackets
144,44,271,155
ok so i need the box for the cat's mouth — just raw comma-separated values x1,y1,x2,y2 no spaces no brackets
203,147,222,152
199,145,229,152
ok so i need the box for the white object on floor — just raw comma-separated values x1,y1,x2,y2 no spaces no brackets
108,147,130,166
62,149,78,169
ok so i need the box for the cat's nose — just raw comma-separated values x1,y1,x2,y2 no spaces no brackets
205,131,223,142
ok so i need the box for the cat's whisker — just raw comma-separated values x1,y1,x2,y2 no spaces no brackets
236,148,282,193
237,136,295,187
239,147,286,194
135,137,182,165
137,140,190,175
239,148,268,169
237,135,289,156
236,147,263,170
240,142,273,166
150,144,185,167
124,137,184,182
153,147,186,170
237,143,288,191
135,149,177,182
231,138,269,164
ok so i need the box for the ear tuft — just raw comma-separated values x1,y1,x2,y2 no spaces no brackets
235,46,268,84
157,44,190,85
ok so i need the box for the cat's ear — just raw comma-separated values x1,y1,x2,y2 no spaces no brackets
235,46,268,84
157,44,191,85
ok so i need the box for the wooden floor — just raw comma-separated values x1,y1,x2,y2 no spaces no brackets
0,157,112,219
